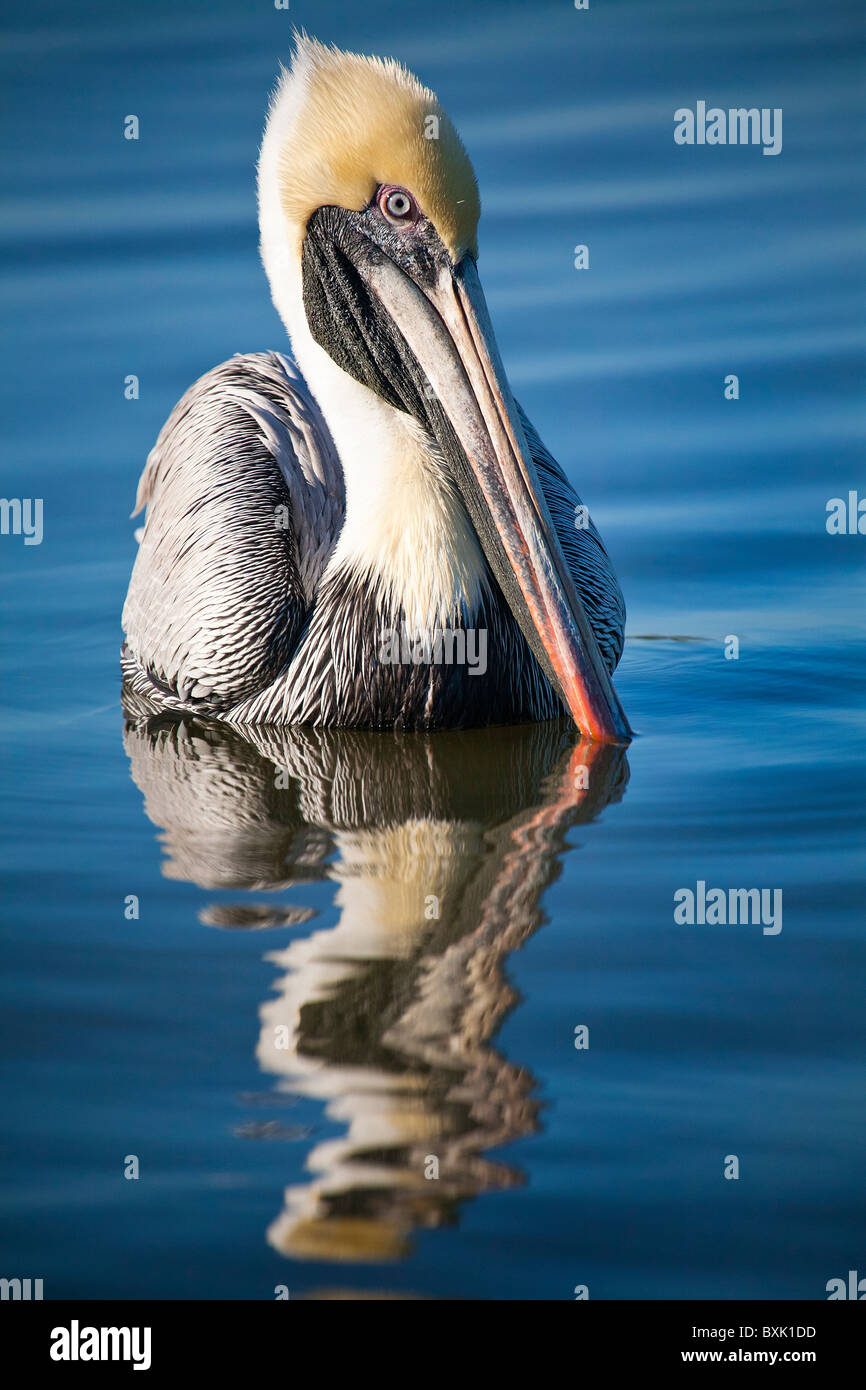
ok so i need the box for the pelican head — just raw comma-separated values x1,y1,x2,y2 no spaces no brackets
257,35,629,740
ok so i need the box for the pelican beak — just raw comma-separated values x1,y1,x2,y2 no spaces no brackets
302,214,631,740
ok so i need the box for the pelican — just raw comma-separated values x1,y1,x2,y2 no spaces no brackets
122,36,630,739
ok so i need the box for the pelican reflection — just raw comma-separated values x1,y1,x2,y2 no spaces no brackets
123,709,628,1262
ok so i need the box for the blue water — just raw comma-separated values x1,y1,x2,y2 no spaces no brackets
1,0,863,1299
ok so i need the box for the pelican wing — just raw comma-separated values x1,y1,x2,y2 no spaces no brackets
515,401,626,676
121,352,344,716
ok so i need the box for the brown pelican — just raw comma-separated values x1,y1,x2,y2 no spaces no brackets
122,36,630,739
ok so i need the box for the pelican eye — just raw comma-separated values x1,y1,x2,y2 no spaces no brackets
378,185,418,226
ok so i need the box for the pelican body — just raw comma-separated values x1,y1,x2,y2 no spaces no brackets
121,38,630,739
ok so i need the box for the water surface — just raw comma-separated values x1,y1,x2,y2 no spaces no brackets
1,0,863,1299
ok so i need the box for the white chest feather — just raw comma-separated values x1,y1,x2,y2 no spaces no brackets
282,282,487,631
331,415,486,631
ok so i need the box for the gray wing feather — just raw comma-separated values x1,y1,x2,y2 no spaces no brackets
516,401,625,674
121,352,344,715
227,352,343,602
